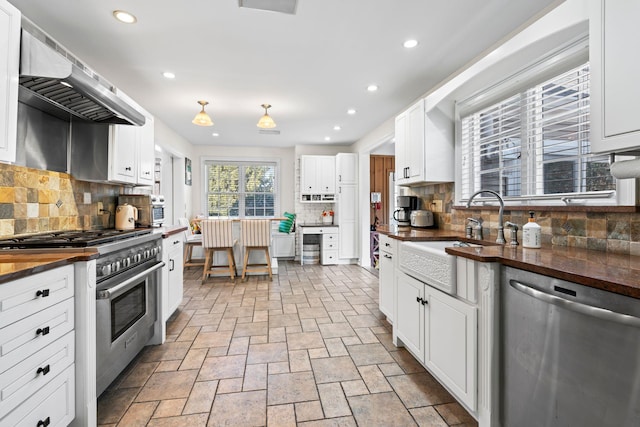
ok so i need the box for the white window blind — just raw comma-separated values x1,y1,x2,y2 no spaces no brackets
460,63,614,201
204,161,277,218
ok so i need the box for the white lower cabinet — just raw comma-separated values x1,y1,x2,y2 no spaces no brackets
162,237,184,323
378,234,397,322
395,269,477,412
395,271,424,358
0,265,76,426
425,289,476,411
2,364,75,427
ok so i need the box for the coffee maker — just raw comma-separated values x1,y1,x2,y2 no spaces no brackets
393,196,418,227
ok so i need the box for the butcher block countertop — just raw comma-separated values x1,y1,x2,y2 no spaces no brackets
376,225,640,299
0,249,99,284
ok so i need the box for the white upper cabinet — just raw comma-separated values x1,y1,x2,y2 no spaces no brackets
137,113,155,185
0,0,20,164
590,0,640,154
109,90,155,185
395,99,454,185
300,155,336,202
336,153,357,184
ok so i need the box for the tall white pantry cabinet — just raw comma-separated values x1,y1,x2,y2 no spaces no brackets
335,153,358,260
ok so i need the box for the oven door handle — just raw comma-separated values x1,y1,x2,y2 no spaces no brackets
97,262,165,300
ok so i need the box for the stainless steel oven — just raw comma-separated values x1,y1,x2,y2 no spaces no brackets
94,236,164,396
95,257,163,395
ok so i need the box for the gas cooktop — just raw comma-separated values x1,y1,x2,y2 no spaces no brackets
0,229,153,249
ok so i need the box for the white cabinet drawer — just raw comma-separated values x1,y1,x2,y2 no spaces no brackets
323,239,338,251
0,298,74,374
321,250,338,265
0,265,74,327
1,364,74,427
322,233,338,246
379,234,396,255
0,332,74,418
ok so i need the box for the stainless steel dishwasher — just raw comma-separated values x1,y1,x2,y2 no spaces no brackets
501,266,640,427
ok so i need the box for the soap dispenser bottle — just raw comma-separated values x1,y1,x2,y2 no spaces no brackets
522,211,541,248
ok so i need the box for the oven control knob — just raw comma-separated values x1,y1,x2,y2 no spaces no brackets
111,261,120,272
135,253,142,263
151,247,158,256
101,265,111,276
122,257,131,267
144,250,151,259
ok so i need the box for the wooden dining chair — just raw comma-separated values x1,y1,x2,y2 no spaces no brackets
178,218,204,268
240,219,272,281
201,219,237,282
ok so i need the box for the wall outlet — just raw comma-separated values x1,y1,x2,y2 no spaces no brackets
83,192,91,204
97,202,103,215
431,200,443,212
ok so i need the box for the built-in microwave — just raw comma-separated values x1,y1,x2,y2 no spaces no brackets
118,194,165,227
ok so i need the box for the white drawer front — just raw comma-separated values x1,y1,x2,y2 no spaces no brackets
0,298,74,374
1,364,75,427
0,332,74,419
379,234,396,255
322,233,338,245
321,250,338,265
0,265,74,327
323,240,338,250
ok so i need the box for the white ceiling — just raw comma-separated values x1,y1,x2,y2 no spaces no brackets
9,0,562,148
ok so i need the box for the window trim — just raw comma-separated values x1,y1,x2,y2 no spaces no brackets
454,36,634,207
201,156,281,218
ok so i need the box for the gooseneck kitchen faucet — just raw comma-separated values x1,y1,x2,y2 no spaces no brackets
466,189,506,244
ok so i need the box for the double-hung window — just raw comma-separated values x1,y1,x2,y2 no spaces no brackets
459,62,615,203
204,160,277,218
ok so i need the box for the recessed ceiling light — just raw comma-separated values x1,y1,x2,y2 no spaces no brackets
113,10,137,24
162,71,175,79
324,137,331,141
333,125,341,131
347,109,356,115
403,39,418,48
367,84,378,92
212,132,220,137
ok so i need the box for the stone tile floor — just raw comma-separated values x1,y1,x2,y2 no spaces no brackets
97,261,478,426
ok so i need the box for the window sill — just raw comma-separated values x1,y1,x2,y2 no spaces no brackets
453,205,640,213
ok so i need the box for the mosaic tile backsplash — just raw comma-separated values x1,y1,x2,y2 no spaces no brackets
406,182,640,256
0,163,122,237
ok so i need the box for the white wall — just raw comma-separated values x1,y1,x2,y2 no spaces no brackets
154,119,194,222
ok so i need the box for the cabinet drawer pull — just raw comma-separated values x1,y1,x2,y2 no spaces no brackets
37,365,51,376
385,243,391,247
383,254,392,259
37,417,51,427
125,166,132,171
36,326,50,336
36,289,50,298
173,240,180,245
416,296,428,305
169,259,175,272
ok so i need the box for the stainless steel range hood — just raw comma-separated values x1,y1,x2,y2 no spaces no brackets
19,20,145,126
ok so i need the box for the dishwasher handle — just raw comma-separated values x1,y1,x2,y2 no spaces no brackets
509,279,640,328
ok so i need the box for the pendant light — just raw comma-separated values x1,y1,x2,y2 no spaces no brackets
192,100,214,126
257,104,276,129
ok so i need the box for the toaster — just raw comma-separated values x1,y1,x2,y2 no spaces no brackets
410,210,434,228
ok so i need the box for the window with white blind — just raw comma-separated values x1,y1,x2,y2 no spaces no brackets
460,62,615,202
204,160,277,218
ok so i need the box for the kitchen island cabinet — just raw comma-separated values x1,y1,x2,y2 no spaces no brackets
0,0,19,164
378,233,396,322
